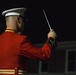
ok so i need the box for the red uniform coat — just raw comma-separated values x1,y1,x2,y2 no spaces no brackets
0,32,52,74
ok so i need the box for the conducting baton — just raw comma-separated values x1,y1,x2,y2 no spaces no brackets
43,9,52,31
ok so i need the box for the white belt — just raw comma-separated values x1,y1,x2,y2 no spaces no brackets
0,69,24,74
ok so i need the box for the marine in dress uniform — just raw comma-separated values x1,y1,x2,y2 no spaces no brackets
0,8,57,75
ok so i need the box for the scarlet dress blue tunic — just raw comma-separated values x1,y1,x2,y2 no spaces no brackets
0,31,52,75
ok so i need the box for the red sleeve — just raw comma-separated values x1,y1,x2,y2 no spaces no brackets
19,37,52,60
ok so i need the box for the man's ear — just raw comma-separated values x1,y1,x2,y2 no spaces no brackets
16,17,21,32
17,16,21,24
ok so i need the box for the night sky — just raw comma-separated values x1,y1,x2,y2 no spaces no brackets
0,0,76,43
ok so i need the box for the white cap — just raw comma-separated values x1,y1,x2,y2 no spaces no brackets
2,8,27,17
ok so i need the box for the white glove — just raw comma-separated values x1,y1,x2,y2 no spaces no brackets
47,29,57,39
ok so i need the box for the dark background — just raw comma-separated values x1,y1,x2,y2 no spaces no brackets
0,0,76,43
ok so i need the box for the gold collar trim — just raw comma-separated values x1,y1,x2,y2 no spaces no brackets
5,29,15,33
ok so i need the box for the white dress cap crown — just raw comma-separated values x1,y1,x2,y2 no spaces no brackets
2,8,27,17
